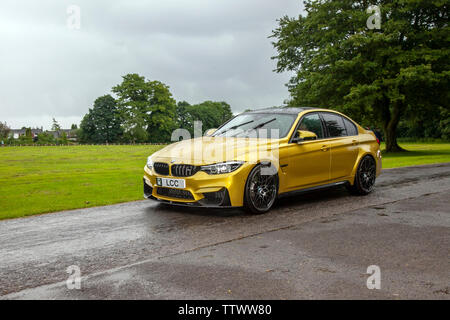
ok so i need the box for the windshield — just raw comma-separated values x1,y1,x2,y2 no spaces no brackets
213,113,297,138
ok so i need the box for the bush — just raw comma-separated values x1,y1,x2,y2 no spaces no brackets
36,132,56,145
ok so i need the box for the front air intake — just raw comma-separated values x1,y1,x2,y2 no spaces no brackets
153,162,169,175
156,187,194,200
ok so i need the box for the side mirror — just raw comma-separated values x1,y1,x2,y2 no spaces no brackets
204,128,217,136
294,130,317,143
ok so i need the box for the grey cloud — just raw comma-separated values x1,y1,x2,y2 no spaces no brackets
0,0,303,129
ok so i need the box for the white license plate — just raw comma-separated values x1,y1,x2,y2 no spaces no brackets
156,177,186,189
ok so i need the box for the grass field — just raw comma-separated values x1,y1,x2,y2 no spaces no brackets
1,142,449,220
0,145,164,220
381,142,450,168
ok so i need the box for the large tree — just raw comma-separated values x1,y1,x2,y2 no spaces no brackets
175,100,234,136
186,101,233,134
79,95,123,143
112,74,177,143
0,122,10,139
271,0,449,151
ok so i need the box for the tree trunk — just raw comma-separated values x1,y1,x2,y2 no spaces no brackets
383,105,405,153
384,124,404,152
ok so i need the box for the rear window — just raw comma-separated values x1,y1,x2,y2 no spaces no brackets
342,117,358,136
321,113,347,137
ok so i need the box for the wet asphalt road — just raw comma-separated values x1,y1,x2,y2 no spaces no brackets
0,163,449,299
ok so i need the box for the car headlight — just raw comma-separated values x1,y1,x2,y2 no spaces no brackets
200,161,244,175
147,156,153,169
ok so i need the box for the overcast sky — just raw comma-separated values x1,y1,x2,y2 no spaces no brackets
0,0,304,129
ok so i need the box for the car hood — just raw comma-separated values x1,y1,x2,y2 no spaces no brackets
151,136,280,165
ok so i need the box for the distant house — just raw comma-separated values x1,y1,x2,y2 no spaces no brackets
47,130,60,139
9,128,77,141
10,128,43,139
65,129,78,142
47,129,77,141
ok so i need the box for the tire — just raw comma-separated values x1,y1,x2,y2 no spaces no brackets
347,155,376,195
244,164,279,214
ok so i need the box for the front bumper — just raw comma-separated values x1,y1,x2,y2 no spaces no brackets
143,164,251,207
144,178,234,207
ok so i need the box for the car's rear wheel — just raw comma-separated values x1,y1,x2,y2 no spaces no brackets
347,155,376,195
244,164,278,214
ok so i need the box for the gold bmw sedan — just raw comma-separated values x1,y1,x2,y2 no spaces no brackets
143,107,381,214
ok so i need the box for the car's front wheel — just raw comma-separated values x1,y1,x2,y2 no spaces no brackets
244,164,278,214
347,155,376,195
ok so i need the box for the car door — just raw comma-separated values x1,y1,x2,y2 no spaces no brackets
320,112,359,180
286,113,331,190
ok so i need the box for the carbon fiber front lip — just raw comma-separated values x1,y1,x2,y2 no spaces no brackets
143,194,240,208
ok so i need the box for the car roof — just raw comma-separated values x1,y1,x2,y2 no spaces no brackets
243,107,319,115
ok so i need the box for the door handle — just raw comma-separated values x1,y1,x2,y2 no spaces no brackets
321,145,329,151
352,139,358,145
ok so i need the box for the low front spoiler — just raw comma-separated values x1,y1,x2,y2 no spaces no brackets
144,195,239,208
143,178,239,208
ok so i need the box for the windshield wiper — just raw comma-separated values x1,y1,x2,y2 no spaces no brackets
249,118,276,131
215,120,254,136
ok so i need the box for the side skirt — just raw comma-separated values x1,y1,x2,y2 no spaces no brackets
278,181,348,199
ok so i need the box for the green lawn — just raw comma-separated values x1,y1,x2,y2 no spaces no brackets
0,142,449,220
381,142,450,168
0,145,164,220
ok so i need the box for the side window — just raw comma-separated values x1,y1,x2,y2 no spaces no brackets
342,117,358,136
321,113,347,137
297,113,324,139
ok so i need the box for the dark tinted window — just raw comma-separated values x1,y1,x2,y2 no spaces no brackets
297,113,324,139
342,117,358,136
321,113,347,137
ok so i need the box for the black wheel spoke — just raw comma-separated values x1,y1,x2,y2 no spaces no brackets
248,166,277,211
359,157,376,191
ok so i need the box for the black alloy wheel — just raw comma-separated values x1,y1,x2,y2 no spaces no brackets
244,164,278,214
347,155,376,195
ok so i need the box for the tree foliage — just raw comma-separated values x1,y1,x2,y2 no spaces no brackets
51,118,61,132
176,101,194,132
79,95,123,143
112,74,177,143
78,73,234,143
188,101,233,133
18,128,33,144
178,101,234,135
271,0,449,151
36,132,56,145
25,128,32,138
59,132,68,145
0,122,10,139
